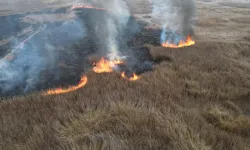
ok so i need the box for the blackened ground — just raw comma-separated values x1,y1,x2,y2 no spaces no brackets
0,7,163,97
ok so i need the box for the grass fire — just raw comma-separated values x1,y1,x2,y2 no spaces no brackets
44,75,88,95
1,0,250,150
93,57,124,74
121,72,140,81
93,57,140,81
161,35,195,48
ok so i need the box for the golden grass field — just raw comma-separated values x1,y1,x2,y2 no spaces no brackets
0,0,250,149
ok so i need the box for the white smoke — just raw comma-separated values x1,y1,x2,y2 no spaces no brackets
0,13,86,94
101,0,130,60
0,0,131,94
75,0,130,60
150,0,195,37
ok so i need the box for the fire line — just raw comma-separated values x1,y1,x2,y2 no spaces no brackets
121,72,140,81
162,36,195,48
93,57,123,73
44,75,88,95
93,58,140,81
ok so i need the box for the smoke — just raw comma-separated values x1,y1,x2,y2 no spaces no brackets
75,0,130,60
106,0,130,60
0,0,134,95
0,11,86,94
150,0,195,42
0,25,46,93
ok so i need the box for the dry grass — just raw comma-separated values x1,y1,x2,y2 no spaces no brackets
204,104,250,137
0,40,250,150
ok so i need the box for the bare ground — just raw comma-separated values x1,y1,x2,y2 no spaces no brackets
0,0,250,150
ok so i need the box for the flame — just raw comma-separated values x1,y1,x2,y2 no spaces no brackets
162,36,195,48
44,75,87,95
71,5,107,11
93,57,123,73
121,72,140,81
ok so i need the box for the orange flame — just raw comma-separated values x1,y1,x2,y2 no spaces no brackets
93,57,123,73
44,75,87,95
71,5,107,11
162,36,195,48
121,72,140,81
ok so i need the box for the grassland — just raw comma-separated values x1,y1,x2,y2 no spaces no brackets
1,0,250,150
1,40,250,150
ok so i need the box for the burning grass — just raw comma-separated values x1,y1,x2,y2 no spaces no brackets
44,55,141,96
44,75,88,95
93,57,124,74
121,72,140,81
93,57,140,82
0,4,196,96
161,36,195,48
0,6,149,96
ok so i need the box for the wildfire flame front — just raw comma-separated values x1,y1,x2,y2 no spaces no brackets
121,72,140,81
161,36,195,48
93,57,123,73
44,75,88,95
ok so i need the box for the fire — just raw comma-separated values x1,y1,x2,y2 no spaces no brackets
121,72,140,81
71,5,107,11
93,57,123,73
44,75,87,95
162,36,195,48
93,58,140,81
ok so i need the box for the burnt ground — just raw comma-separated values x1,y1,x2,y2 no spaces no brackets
0,7,165,97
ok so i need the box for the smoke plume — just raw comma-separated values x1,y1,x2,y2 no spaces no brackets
150,0,195,42
0,0,140,95
0,11,86,94
76,0,130,60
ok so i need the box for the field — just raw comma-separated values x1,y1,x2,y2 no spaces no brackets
0,0,250,149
